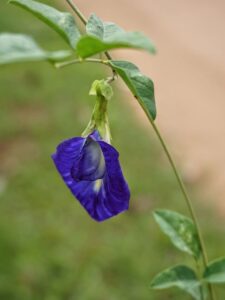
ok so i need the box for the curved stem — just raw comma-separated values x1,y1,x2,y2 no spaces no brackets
147,114,216,300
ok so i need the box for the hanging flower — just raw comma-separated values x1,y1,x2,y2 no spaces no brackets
52,130,130,221
52,79,130,221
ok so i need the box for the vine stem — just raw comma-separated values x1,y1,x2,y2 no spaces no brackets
196,259,205,300
66,0,86,25
147,114,216,300
65,1,216,299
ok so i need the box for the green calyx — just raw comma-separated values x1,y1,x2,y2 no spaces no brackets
89,79,113,100
82,79,113,143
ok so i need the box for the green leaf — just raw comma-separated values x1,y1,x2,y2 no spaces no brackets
153,209,201,258
77,33,155,58
0,33,71,65
10,0,81,49
108,60,156,120
86,13,124,40
77,14,156,59
204,257,225,283
83,14,155,57
150,265,202,300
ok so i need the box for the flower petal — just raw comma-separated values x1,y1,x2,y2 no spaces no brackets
98,141,130,213
89,130,102,141
71,137,105,181
52,132,130,221
51,137,85,184
70,141,130,221
70,180,114,221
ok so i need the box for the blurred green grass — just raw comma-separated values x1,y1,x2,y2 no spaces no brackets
0,1,225,299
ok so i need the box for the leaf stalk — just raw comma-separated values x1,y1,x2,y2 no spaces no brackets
55,58,108,69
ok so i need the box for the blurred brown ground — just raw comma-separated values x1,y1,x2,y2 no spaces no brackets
74,0,225,211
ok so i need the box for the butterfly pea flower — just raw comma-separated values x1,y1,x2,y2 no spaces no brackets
52,80,130,221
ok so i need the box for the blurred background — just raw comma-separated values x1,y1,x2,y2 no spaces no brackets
0,1,225,299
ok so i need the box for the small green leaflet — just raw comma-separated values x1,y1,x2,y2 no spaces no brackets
108,60,156,120
76,13,156,58
10,0,81,49
0,33,71,65
86,13,124,40
204,257,225,283
153,210,201,259
150,265,202,300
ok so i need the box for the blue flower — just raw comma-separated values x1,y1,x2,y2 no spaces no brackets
52,131,130,221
